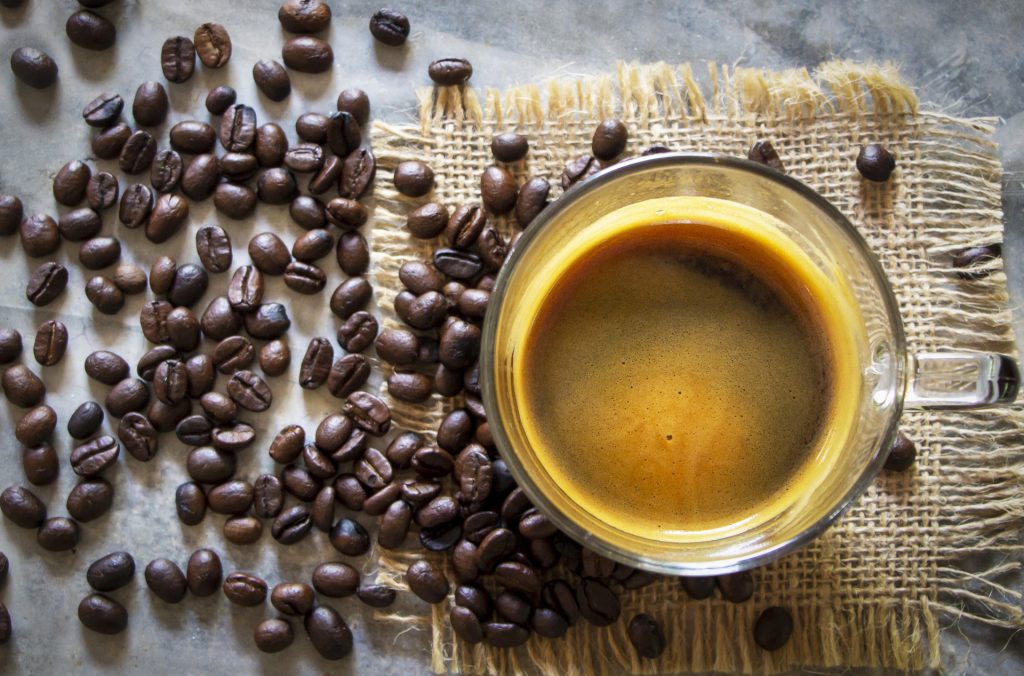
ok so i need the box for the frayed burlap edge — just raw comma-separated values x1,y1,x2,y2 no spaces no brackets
365,60,1024,674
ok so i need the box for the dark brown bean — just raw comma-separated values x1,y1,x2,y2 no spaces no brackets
23,443,59,486
213,182,257,219
411,446,454,479
885,431,917,471
118,412,158,461
387,371,432,403
37,516,79,551
337,311,377,352
754,606,793,651
206,85,237,114
282,35,333,73
480,166,517,214
175,482,207,525
356,584,396,608
85,351,128,385
627,613,666,658
339,147,375,200
483,622,530,648
260,339,291,376
273,505,313,544
187,548,223,597
132,81,169,126
86,172,119,211
224,516,263,545
716,570,754,603
429,58,473,86
577,577,620,626
194,22,231,68
78,236,121,270
11,47,58,88
329,518,370,556
19,214,60,258
31,321,66,367
25,262,67,306
434,248,483,280
278,0,332,33
53,160,91,206
145,558,188,603
344,390,391,435
292,228,333,261
92,122,132,159
254,618,293,653
476,528,516,572
77,594,126,634
146,193,189,244
119,183,153,228
304,605,353,660
87,552,136,592
227,370,273,412
253,59,291,101
244,302,291,339
66,10,116,50
220,104,257,152
182,153,221,200
186,446,236,484
406,560,449,604
406,202,449,239
120,130,158,175
856,144,896,182
393,161,434,197
270,425,305,464
591,119,628,160
161,35,196,83
1,364,45,408
223,572,267,607
57,208,101,242
313,562,360,598
249,232,291,275
748,139,785,171
0,485,47,528
195,225,232,273
680,575,716,600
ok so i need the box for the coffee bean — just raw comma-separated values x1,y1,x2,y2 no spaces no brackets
247,475,284,521
411,446,454,479
66,10,116,50
0,195,22,236
301,442,336,480
445,204,486,250
328,517,369,556
304,605,353,660
626,613,665,658
433,248,483,280
0,485,46,528
885,431,917,471
677,575,716,600
429,58,473,86
37,516,79,551
321,199,364,233
53,160,91,206
223,515,262,545
166,121,214,155
352,585,394,610
494,591,532,625
393,161,434,197
754,606,793,651
748,139,785,171
194,22,231,68
153,359,188,405
340,147,376,200
87,552,135,592
190,225,232,274
206,480,254,515
220,104,257,152
401,479,442,508
480,166,517,214
254,618,293,654
92,121,132,159
343,390,390,435
367,8,409,46
165,263,207,307
494,562,541,599
186,446,236,484
243,303,291,339
439,318,481,370
398,291,445,330
591,119,628,161
385,371,430,403
405,202,448,239
205,85,237,115
23,262,65,307
19,213,60,258
294,113,329,144
473,527,514,572
267,426,303,466
256,340,290,377
450,605,484,644
30,320,66,367
211,182,255,219
250,233,293,277
160,35,196,83
185,355,214,398
143,192,188,245
58,207,101,242
253,124,287,169
173,481,207,525
226,370,272,412
856,144,896,182
218,572,267,608
328,277,371,319
174,416,211,450
186,548,222,596
279,0,331,32
117,412,158,461
145,558,188,603
461,511,498,545
310,562,359,598
458,289,490,319
2,364,44,408
119,130,158,175
291,228,333,262
282,144,324,176
267,582,314,618
10,47,57,88
562,154,602,189
540,580,579,626
180,153,220,200
22,442,59,486
166,306,200,351
576,577,620,626
373,499,410,550
131,81,169,127
282,35,333,72
78,594,126,634
253,59,291,101
78,236,121,270
405,560,449,604
83,174,118,213
337,311,377,352
483,621,529,647
83,352,127,388
323,110,360,158
114,184,151,230
450,540,479,583
70,435,119,476
273,505,313,544
372,328,416,367
328,474,364,512
379,433,419,471
0,330,20,367
455,445,493,504
716,570,754,603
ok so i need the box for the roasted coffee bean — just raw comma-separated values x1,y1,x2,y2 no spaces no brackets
224,515,263,545
112,263,147,294
477,227,508,271
856,144,896,182
166,307,200,351
885,431,917,471
440,318,481,370
306,155,340,195
754,606,793,651
377,499,412,549
205,85,237,115
562,154,602,189
58,207,101,242
399,261,443,295
132,81,169,127
282,464,321,501
312,562,360,598
329,518,370,556
405,202,448,239
223,267,263,315
455,445,493,504
249,232,291,275
138,300,172,344
145,398,191,434
206,481,254,516
273,505,313,544
399,291,446,330
580,548,615,579
483,621,530,648
330,233,370,278
249,474,284,520
451,540,479,582
282,35,333,73
186,446,236,484
222,572,267,607
79,237,122,270
542,580,580,626
0,329,20,365
78,594,126,634
187,548,223,597
220,105,257,152
311,486,336,532
145,558,188,603
254,618,293,653
2,364,45,408
494,591,531,625
716,570,754,603
434,248,483,280
146,193,189,244
87,552,136,592
491,131,530,162
411,446,454,479
120,130,158,175
494,562,541,599
70,435,120,477
213,182,257,219
458,289,490,319
176,413,211,446
10,47,58,88
168,121,217,155
463,511,500,544
374,328,418,367
337,311,377,352
23,443,59,485
279,0,332,33
260,340,291,376
383,432,421,470
369,8,410,46
302,443,337,479
680,575,717,600
293,338,333,390
153,359,188,405
0,195,22,236
0,485,46,528
161,35,196,83
401,479,442,508
340,147,376,200
289,196,328,231
747,139,785,171
118,183,153,229
331,474,365,512
304,605,353,660
480,166,517,214
193,225,232,274
325,111,361,158
84,351,128,386
184,354,214,399
354,584,394,609
445,204,486,250
415,495,459,530
295,112,330,143
332,90,370,129
255,122,288,167
450,605,484,644
212,335,254,374
37,516,79,551
31,320,66,367
253,59,291,101
270,425,305,463
197,298,238,342
167,263,208,307
82,172,118,212
227,370,272,412
53,160,91,206
175,481,207,525
92,121,132,159
324,198,367,231
518,510,556,541
284,143,325,175
576,578,620,626
429,58,473,86
476,527,516,572
66,10,116,50
19,214,60,258
194,22,231,68
352,448,392,492
344,390,391,435
626,613,665,658
244,302,291,339
405,560,449,603
329,278,372,319
181,153,221,200
393,161,434,197
292,228,333,262
387,371,432,403
591,119,628,160
25,262,66,307
211,422,256,451
118,412,158,461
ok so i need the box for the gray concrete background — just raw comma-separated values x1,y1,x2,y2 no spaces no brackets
0,0,1022,674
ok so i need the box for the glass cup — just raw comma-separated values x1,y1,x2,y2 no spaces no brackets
481,153,1019,576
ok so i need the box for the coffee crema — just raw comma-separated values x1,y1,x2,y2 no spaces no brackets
512,197,861,540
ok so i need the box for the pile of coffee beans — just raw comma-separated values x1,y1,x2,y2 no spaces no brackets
0,0,926,666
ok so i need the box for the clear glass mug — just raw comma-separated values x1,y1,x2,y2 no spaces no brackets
481,153,1019,576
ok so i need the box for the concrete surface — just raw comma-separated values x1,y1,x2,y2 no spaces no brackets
0,0,1022,674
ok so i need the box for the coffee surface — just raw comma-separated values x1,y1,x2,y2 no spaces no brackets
521,219,837,537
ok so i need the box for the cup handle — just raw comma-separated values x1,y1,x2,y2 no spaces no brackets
904,352,1019,409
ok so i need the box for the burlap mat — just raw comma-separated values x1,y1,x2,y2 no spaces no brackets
363,60,1024,673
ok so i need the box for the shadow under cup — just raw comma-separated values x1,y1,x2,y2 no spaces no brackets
481,153,907,576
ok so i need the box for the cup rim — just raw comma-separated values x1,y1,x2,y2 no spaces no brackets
481,151,907,575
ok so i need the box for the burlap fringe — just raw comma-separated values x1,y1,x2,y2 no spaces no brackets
368,60,1023,674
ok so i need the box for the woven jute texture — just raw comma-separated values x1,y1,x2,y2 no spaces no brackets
365,60,1023,674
